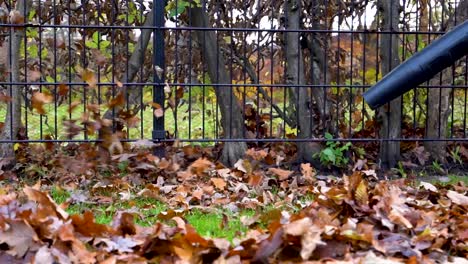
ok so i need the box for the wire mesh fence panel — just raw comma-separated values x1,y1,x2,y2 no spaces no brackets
0,0,466,166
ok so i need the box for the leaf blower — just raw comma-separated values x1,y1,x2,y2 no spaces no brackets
363,20,468,110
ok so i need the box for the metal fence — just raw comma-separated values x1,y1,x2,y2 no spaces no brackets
0,0,466,164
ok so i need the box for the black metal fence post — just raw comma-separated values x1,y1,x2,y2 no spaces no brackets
152,0,166,157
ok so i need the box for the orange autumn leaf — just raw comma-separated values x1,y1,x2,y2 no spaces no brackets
300,163,315,183
246,148,268,160
190,158,213,176
58,83,69,96
31,92,53,114
248,173,263,186
211,178,227,190
68,100,80,113
82,69,97,88
268,167,293,181
108,92,125,108
192,188,204,200
71,211,112,237
9,10,24,24
0,93,12,103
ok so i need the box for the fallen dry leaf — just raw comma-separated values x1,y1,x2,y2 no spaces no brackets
419,181,438,192
0,143,466,263
234,159,251,174
189,158,214,176
34,246,54,264
300,163,315,183
0,220,38,257
300,225,325,260
284,217,313,236
446,190,468,206
71,211,112,237
268,168,293,181
211,178,227,190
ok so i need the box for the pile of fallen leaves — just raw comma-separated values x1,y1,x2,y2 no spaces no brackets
1,165,467,263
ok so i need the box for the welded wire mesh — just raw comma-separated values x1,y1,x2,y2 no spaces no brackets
0,0,466,149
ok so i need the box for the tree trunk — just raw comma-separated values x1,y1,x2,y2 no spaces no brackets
307,0,331,132
0,0,30,167
190,7,247,166
377,0,401,169
424,0,467,162
284,0,321,163
419,0,429,31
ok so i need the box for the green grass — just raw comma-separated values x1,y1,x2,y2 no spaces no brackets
48,186,280,240
422,174,468,186
63,197,167,226
0,89,221,141
49,186,167,225
49,186,71,204
185,209,257,241
2,71,467,142
0,87,304,142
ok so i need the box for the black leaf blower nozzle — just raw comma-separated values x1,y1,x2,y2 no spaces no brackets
363,20,468,110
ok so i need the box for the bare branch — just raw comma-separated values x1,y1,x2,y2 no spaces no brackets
221,46,297,128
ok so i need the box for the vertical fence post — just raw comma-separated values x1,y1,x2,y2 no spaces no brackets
152,0,166,156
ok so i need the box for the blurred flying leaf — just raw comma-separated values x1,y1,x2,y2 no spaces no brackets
58,83,69,96
164,82,171,93
108,92,125,108
82,69,97,88
31,92,53,114
154,108,164,118
0,93,12,103
9,10,24,24
28,70,41,82
150,102,164,118
154,65,163,79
